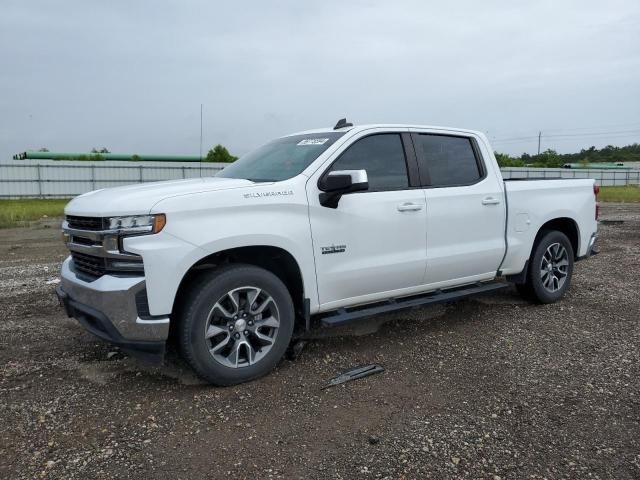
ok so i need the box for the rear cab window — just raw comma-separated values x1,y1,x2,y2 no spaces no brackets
412,134,485,187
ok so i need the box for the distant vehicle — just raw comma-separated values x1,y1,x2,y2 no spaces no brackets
56,120,599,385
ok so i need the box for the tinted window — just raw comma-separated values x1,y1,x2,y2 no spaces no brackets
328,134,408,191
414,134,482,187
217,132,345,182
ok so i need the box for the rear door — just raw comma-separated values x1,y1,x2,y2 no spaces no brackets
411,131,506,286
307,130,428,310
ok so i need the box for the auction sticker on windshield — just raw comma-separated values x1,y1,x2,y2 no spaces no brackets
297,138,329,146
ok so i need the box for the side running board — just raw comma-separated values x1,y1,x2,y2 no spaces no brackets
318,282,508,327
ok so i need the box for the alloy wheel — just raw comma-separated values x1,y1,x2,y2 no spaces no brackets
540,242,569,293
204,286,280,368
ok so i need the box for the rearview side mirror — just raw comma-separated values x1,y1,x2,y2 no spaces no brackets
318,170,368,208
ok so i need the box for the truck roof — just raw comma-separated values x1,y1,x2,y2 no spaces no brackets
288,124,484,137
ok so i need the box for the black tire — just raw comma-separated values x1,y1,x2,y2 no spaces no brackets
520,230,574,304
177,264,294,386
515,282,534,300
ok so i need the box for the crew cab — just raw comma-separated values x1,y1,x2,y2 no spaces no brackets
56,120,599,385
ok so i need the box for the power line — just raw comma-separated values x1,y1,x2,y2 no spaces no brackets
491,136,539,144
492,128,640,144
539,133,640,143
526,122,640,133
546,128,640,139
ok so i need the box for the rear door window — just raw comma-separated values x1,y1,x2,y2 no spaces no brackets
413,134,483,187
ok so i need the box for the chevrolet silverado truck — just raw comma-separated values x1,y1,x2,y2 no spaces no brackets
56,120,599,385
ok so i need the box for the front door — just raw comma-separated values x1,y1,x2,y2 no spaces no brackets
307,132,427,310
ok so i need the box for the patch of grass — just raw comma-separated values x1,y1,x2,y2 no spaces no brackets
598,185,640,203
0,199,69,228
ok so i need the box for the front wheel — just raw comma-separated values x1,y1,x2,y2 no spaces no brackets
177,264,294,385
519,230,575,304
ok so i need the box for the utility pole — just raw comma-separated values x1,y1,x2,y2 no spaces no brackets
199,104,202,178
199,104,203,160
537,131,541,155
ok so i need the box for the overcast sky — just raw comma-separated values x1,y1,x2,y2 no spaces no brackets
1,0,639,161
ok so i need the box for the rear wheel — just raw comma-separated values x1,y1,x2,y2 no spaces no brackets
178,264,294,385
518,230,574,304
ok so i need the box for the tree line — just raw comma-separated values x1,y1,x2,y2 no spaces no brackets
495,143,640,168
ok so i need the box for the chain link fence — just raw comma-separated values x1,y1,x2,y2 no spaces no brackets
0,163,638,198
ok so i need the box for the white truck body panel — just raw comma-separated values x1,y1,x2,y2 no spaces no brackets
500,179,598,275
136,176,317,316
305,126,427,310
67,177,254,217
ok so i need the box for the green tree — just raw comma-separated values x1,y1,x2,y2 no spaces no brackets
205,145,238,163
495,152,524,167
531,149,562,168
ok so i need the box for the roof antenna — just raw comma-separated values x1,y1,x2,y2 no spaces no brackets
333,118,353,130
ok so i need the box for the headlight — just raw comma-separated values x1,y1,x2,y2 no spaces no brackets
106,214,166,234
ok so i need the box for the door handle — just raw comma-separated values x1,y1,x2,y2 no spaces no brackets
481,197,501,206
397,202,423,212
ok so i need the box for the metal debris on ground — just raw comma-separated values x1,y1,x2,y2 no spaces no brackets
322,364,384,389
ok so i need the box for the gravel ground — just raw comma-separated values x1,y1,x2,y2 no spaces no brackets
0,204,638,479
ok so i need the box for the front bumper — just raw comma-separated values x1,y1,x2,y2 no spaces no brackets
56,257,169,362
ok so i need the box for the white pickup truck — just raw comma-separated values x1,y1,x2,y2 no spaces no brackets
57,120,599,385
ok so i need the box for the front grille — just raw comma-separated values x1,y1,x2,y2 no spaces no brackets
71,236,96,246
66,215,104,231
71,251,106,279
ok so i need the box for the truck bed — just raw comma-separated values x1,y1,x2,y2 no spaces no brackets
499,178,598,276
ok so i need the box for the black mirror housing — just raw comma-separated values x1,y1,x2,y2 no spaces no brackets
319,173,353,192
319,170,368,208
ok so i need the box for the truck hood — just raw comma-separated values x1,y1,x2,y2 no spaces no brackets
65,177,255,217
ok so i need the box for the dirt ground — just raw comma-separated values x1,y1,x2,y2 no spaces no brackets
1,204,638,479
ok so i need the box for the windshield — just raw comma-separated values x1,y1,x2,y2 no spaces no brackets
217,132,345,182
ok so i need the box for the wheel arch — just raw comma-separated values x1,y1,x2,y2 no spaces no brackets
507,216,580,285
171,245,308,332
534,217,580,259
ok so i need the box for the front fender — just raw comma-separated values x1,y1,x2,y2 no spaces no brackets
130,184,317,315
